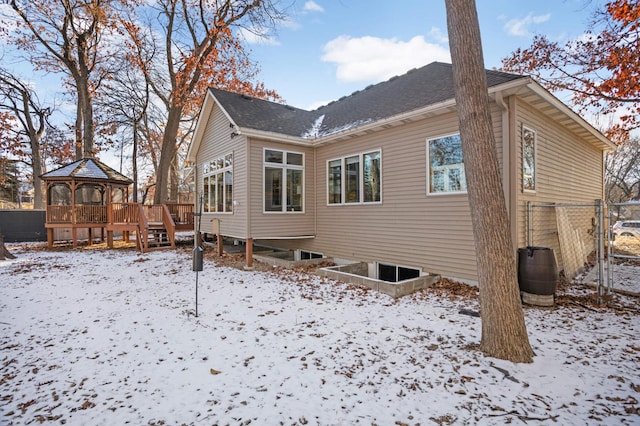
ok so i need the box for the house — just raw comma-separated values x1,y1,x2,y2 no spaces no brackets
186,62,614,283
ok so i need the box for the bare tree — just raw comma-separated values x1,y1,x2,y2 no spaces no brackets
122,0,283,203
0,67,51,209
6,0,120,159
606,136,640,215
445,0,534,362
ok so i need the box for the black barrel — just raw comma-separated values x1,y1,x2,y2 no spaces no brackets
517,247,558,296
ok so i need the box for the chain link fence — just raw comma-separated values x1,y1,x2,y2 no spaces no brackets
527,200,640,298
526,200,606,299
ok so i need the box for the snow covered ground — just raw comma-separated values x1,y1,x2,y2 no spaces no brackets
1,243,639,425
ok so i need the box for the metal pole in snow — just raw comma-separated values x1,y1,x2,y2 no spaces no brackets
193,193,204,317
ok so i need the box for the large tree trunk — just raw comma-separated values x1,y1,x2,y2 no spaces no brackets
154,105,182,203
75,105,83,160
76,74,94,158
132,121,139,203
30,141,44,209
445,0,534,363
0,232,16,260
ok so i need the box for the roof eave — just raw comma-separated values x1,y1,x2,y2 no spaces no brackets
238,128,312,146
525,81,616,151
187,89,240,162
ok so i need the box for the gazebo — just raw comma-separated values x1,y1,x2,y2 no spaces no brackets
40,157,194,251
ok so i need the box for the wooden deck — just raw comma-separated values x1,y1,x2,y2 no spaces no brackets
45,203,194,252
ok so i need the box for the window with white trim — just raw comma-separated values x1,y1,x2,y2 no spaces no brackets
264,149,304,213
203,153,233,213
522,127,536,192
327,150,381,205
427,134,467,194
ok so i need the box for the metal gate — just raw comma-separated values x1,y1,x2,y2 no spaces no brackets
608,202,640,296
527,200,640,301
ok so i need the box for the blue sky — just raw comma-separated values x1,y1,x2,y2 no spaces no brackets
243,0,600,110
0,0,604,172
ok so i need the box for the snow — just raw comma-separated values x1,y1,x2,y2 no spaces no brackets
301,114,325,139
301,115,375,139
1,244,639,425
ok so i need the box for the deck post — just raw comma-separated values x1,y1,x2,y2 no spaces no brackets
245,238,253,269
217,233,223,256
107,230,114,249
47,228,54,248
72,227,78,248
88,227,93,245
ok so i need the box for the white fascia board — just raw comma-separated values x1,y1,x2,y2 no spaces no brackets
237,128,313,146
187,90,240,162
526,81,616,151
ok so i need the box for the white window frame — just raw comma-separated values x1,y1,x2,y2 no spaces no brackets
426,133,467,195
326,149,382,206
522,126,537,193
203,152,233,214
263,148,305,214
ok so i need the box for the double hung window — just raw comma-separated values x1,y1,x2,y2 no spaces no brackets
522,127,536,192
427,134,467,194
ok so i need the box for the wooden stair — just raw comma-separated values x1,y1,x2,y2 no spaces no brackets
137,204,177,253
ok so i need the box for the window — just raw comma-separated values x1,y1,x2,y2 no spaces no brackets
264,149,304,213
377,263,420,282
327,150,381,205
203,153,233,213
427,134,467,194
522,127,536,192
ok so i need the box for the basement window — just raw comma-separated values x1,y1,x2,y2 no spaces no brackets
300,250,323,260
377,263,420,282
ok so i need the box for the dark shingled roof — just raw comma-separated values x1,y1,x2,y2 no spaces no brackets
41,157,133,184
211,62,525,139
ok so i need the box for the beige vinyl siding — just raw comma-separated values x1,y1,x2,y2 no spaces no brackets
514,98,603,269
248,138,316,238
261,105,505,283
195,105,248,238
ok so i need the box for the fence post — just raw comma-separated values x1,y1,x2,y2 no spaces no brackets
596,199,607,303
607,208,613,294
527,201,533,247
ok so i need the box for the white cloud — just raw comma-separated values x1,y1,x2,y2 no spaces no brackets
504,13,551,37
321,35,450,83
238,27,280,46
428,26,448,44
303,1,324,13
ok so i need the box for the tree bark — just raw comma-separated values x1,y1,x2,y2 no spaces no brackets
0,232,16,260
154,105,182,203
445,0,534,362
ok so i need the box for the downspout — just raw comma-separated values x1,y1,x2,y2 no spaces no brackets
495,90,510,207
495,90,518,250
245,136,251,240
313,147,317,238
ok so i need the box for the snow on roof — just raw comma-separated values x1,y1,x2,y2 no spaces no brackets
41,158,133,184
301,114,325,139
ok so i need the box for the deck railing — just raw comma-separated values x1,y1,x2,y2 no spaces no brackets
109,203,140,224
47,205,73,223
46,202,194,228
165,203,195,226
